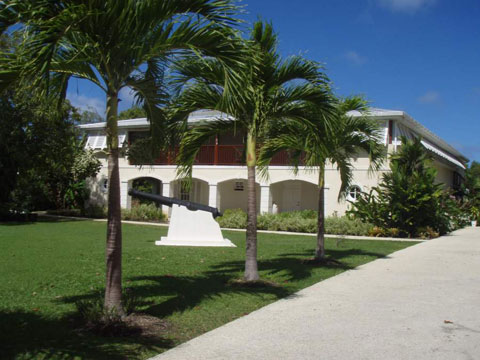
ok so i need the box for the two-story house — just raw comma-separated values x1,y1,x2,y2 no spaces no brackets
79,108,468,216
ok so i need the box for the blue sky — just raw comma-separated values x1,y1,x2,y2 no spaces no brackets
67,0,480,162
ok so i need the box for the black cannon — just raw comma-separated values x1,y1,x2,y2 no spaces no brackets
128,188,223,218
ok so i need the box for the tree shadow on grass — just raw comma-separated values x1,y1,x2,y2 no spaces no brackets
0,216,90,226
277,248,391,262
61,273,291,321
206,247,392,284
206,255,352,284
0,309,173,360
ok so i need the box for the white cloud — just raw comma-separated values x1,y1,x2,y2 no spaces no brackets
418,90,440,104
377,0,436,14
345,51,368,65
67,92,105,115
119,86,138,108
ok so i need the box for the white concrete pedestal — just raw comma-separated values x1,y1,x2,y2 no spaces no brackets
155,205,235,247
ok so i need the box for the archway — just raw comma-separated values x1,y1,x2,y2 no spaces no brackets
217,179,260,213
170,178,209,206
127,177,162,209
270,180,318,212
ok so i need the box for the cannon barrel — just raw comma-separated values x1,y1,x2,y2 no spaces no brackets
128,188,223,218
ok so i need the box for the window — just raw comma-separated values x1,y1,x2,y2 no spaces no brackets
234,181,244,191
128,131,149,145
347,185,362,201
180,182,190,201
101,178,108,192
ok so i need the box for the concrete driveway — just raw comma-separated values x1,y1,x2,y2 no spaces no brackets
150,227,480,360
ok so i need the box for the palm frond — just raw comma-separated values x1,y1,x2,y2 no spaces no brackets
176,118,237,179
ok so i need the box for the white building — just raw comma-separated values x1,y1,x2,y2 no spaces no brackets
79,108,467,216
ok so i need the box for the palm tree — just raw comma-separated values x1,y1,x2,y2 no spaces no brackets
172,21,335,280
0,0,243,313
259,96,385,261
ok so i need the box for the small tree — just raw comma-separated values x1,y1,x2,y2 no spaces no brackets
174,22,334,280
1,0,243,313
259,96,385,260
118,106,147,120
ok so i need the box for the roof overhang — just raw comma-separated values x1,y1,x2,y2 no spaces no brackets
421,140,466,170
349,108,469,167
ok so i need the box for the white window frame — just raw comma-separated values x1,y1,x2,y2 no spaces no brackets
347,185,362,202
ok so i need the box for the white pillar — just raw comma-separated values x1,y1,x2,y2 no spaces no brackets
209,184,218,208
162,182,171,215
260,185,271,214
120,181,128,209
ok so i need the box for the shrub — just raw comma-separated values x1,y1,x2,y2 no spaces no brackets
257,212,317,233
82,204,107,218
75,290,140,336
216,209,373,236
324,215,374,236
349,136,464,238
121,203,166,222
216,208,247,229
46,209,82,217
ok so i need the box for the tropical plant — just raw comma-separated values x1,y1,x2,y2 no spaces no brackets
173,21,334,280
462,161,480,224
0,0,242,313
259,96,385,261
118,106,147,120
349,136,455,238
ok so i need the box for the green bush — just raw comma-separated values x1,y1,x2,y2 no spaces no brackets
216,208,247,229
82,204,107,218
46,206,107,219
46,209,82,217
348,137,465,238
257,212,317,233
216,209,373,236
121,203,166,222
325,215,374,236
74,290,140,336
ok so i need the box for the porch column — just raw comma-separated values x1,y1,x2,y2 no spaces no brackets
209,183,218,209
260,185,271,214
162,182,171,215
120,181,129,209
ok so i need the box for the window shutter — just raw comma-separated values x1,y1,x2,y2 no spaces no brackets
118,132,126,146
86,131,98,149
95,134,107,149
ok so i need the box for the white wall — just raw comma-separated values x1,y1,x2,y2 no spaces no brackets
270,180,318,212
217,179,260,213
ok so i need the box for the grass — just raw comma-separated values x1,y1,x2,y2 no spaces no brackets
0,218,417,359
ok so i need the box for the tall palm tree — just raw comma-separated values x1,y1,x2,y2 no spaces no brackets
259,96,385,261
172,21,335,280
0,0,243,312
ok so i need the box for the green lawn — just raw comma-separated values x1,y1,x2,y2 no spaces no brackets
0,218,417,359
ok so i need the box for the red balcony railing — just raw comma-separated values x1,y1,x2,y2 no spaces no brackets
130,145,300,166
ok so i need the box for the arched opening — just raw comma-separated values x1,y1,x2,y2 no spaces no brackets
270,180,318,213
127,177,162,209
170,178,209,206
217,179,260,213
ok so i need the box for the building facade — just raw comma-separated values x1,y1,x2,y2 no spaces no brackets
80,108,468,216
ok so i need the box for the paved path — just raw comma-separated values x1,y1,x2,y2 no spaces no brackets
151,227,480,360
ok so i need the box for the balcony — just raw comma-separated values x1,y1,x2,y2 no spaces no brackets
130,144,298,166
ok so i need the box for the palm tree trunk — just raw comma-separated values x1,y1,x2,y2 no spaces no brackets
315,165,326,260
244,131,259,281
104,92,123,314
